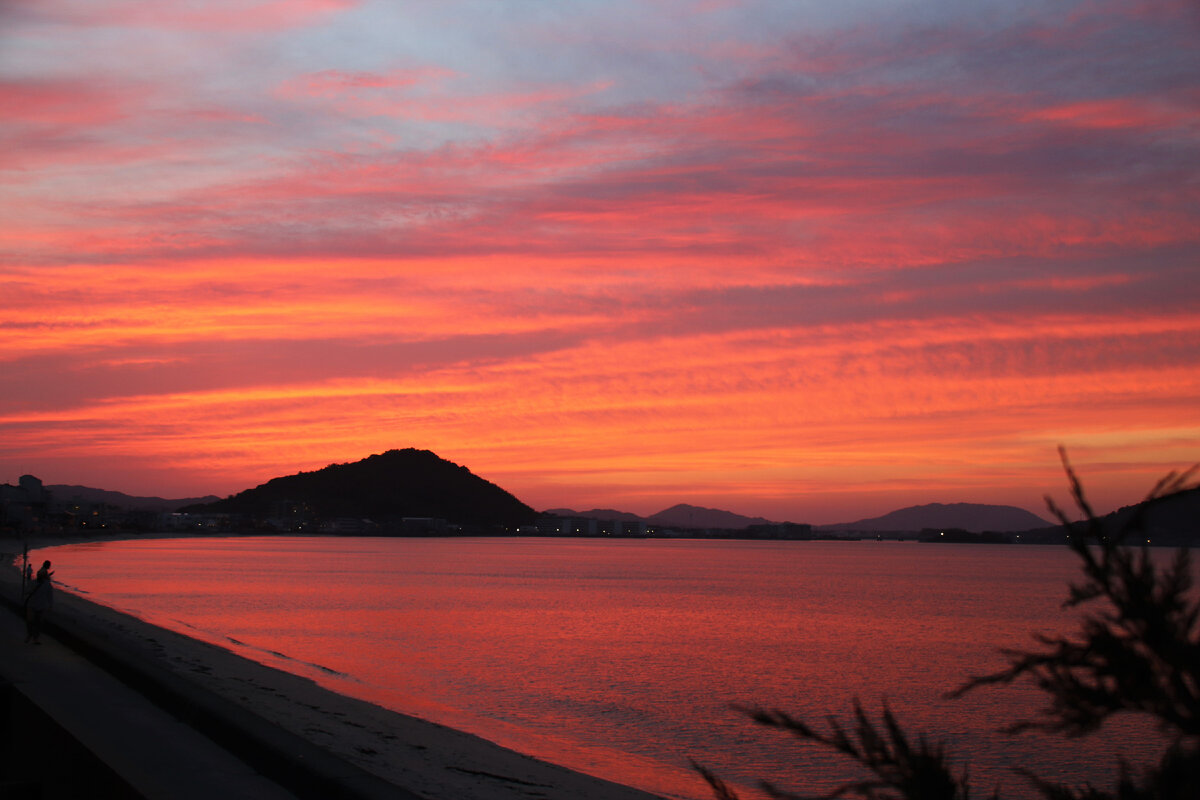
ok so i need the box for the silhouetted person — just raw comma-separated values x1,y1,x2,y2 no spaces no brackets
24,560,53,644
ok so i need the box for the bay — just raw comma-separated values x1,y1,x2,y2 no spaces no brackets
35,537,1169,799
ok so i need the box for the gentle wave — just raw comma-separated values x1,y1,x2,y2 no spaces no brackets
36,536,1170,800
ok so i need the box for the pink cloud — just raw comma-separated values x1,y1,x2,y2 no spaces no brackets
1024,95,1198,130
0,78,137,127
6,67,1193,287
9,0,358,32
276,67,614,129
0,74,272,182
277,67,455,100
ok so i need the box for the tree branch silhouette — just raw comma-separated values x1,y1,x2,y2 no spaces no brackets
696,449,1199,800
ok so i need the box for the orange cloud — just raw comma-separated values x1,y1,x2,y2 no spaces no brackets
2,0,1197,522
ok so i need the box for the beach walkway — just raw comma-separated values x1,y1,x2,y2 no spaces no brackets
0,600,302,800
0,562,416,800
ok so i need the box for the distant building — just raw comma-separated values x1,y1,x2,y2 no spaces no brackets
399,517,448,535
315,517,381,535
595,519,648,537
19,475,45,502
570,517,599,536
744,522,814,540
535,516,600,536
1,475,49,534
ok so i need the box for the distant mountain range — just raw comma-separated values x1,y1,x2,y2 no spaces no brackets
547,501,1049,532
181,448,536,527
816,502,1052,533
47,485,221,513
544,508,645,523
29,450,1199,543
546,504,774,530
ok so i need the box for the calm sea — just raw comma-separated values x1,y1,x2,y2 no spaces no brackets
33,537,1168,799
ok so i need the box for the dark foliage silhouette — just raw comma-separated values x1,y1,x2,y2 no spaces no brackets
694,700,993,800
697,449,1199,800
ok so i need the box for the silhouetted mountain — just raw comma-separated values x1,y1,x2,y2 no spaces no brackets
544,504,775,530
819,503,1051,533
646,504,774,530
1102,485,1200,536
543,508,644,522
184,449,535,527
47,485,220,513
1020,485,1200,546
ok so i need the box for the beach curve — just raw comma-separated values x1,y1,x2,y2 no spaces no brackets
2,538,665,800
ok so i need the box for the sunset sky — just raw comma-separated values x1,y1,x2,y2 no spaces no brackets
2,0,1198,524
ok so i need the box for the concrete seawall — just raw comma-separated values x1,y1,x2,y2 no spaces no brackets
0,562,416,800
0,549,665,800
1,677,143,799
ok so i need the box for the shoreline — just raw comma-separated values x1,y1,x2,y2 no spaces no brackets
3,536,666,800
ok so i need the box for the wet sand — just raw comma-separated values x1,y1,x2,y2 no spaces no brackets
2,538,664,800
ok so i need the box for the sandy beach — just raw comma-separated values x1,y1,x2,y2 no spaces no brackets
2,537,665,800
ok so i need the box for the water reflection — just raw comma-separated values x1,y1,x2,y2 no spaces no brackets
37,537,1165,799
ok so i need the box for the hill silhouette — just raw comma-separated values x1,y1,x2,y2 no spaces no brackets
185,449,535,528
818,502,1051,533
48,485,220,513
646,504,774,530
1020,484,1200,546
543,508,644,523
544,504,775,530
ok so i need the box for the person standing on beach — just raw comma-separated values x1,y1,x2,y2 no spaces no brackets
24,560,53,644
